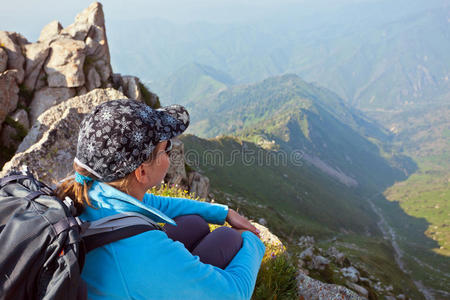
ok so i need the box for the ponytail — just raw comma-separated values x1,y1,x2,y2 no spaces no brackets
55,162,97,214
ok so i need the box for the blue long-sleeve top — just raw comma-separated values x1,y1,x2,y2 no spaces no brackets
79,181,266,300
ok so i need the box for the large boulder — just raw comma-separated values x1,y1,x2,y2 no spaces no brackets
0,70,19,126
188,171,210,199
29,87,76,125
297,270,366,300
23,43,51,91
38,21,63,43
2,88,128,182
121,75,143,100
44,38,86,88
0,31,26,83
165,138,188,186
17,88,127,154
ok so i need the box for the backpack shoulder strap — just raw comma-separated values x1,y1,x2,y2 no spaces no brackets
81,212,163,253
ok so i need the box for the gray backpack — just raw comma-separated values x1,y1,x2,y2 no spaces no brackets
0,168,160,300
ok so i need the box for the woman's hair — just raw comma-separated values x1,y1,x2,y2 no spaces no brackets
55,148,159,215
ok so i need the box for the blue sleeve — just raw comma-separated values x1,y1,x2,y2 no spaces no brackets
143,193,229,224
118,230,266,300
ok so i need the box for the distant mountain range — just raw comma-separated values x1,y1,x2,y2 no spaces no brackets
109,0,450,112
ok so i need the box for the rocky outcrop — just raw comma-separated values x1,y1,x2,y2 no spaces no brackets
29,87,76,124
296,236,411,299
23,43,50,91
38,21,63,43
44,38,86,87
0,2,158,163
0,31,26,83
188,171,210,199
297,271,364,300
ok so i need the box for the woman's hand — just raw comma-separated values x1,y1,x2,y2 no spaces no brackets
226,209,260,238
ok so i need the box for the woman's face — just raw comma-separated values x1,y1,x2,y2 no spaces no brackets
144,141,171,188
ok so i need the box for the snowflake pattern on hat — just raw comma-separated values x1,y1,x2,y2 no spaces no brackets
75,99,189,182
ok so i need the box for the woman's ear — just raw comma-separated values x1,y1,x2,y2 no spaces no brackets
134,164,147,184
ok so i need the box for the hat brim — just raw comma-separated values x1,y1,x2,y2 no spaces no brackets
155,104,190,141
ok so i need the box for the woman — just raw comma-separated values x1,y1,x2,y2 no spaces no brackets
56,99,265,300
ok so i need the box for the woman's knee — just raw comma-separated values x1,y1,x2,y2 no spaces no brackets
164,215,210,251
192,226,243,269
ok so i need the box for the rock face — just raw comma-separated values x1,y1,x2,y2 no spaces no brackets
29,87,76,124
44,38,86,87
0,31,26,83
23,43,50,91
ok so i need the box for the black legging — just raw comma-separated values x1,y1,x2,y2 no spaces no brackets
163,215,243,269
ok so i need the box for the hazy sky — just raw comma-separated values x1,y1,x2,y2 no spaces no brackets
1,0,375,41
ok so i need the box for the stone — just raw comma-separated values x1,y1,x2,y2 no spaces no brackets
61,2,106,41
0,48,7,73
38,21,63,43
0,109,29,149
298,236,316,248
0,70,19,126
17,88,127,154
1,108,84,184
309,255,330,271
341,266,360,283
258,218,267,226
29,87,76,125
299,247,315,261
23,43,51,91
44,38,85,87
188,171,210,199
164,138,188,187
297,269,365,300
0,31,26,83
345,281,369,298
121,76,143,100
327,246,347,266
85,66,101,91
252,222,283,249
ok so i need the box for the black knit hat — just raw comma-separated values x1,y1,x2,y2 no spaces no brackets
74,99,189,182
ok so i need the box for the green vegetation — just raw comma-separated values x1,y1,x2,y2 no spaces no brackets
253,253,298,300
0,115,29,166
18,83,33,104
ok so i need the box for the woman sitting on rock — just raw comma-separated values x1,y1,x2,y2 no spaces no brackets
56,99,265,300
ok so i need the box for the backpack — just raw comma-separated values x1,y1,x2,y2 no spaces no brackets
0,167,161,300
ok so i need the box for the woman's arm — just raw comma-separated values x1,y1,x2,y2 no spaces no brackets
143,193,229,224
